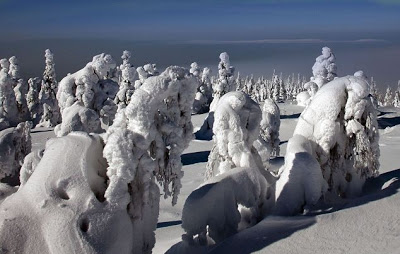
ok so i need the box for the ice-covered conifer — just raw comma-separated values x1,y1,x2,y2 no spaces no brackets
183,91,275,244
37,49,60,127
115,50,137,110
103,66,197,253
276,76,380,215
258,99,280,158
196,52,235,139
209,52,235,112
311,46,337,87
0,59,19,130
272,75,280,102
14,79,29,122
56,53,119,135
8,56,21,81
384,86,393,106
0,122,31,183
26,77,42,125
393,91,400,107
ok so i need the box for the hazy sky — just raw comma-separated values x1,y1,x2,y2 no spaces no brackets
1,0,400,41
0,0,399,88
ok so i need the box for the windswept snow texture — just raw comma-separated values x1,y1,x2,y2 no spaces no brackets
276,75,380,215
0,132,134,254
103,66,198,253
56,53,119,135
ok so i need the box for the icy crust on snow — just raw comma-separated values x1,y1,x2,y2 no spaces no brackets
103,66,198,253
56,53,119,135
276,75,380,214
0,132,134,254
0,122,31,182
184,91,275,244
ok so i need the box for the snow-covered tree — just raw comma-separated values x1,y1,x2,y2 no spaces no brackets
0,59,19,130
103,66,198,253
135,63,159,89
384,86,393,106
56,53,119,136
196,52,235,139
8,56,21,81
183,91,275,244
0,122,31,183
26,77,42,125
209,52,235,112
13,78,29,122
37,49,61,127
272,75,280,102
259,99,280,158
311,46,337,88
114,50,137,110
276,75,379,215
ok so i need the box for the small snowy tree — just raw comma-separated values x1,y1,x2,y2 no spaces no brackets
26,77,42,125
38,49,61,127
8,56,21,81
0,122,31,183
183,91,275,244
384,86,393,106
103,66,198,253
258,99,280,158
13,78,29,122
196,52,235,139
114,50,137,110
311,46,337,88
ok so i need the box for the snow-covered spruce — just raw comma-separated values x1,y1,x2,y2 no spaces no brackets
192,63,213,114
14,78,30,122
0,122,31,184
103,66,198,254
256,99,280,161
37,49,61,127
0,132,134,253
196,52,235,139
311,46,337,88
114,50,137,110
27,77,43,125
56,53,119,136
183,91,275,244
0,58,19,130
275,75,379,215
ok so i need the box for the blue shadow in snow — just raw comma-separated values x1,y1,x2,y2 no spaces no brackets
181,151,210,166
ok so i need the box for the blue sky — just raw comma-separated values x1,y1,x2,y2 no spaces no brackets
1,0,400,41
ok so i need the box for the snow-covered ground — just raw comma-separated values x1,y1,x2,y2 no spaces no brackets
29,102,400,254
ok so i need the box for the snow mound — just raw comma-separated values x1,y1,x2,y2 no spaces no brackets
0,132,133,253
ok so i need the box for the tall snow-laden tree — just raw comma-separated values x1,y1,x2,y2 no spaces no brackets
276,75,379,215
103,66,198,253
8,56,21,81
14,78,29,122
115,50,137,110
26,77,42,125
258,99,280,158
56,53,119,136
0,58,19,130
37,49,61,127
311,46,337,88
183,91,275,244
384,86,393,106
196,52,235,139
